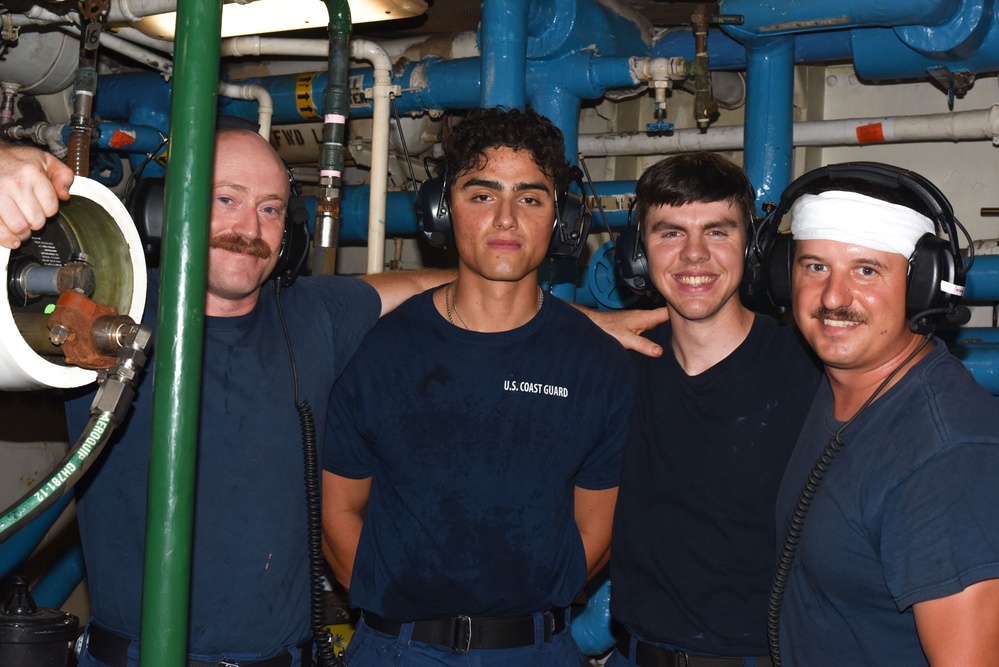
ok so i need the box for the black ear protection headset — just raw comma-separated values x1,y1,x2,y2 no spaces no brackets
614,200,650,295
128,175,311,288
744,161,968,335
414,174,592,260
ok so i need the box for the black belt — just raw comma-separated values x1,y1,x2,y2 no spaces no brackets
615,627,772,667
85,623,314,667
362,608,567,652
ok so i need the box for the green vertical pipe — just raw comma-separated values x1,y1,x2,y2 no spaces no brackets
139,0,221,664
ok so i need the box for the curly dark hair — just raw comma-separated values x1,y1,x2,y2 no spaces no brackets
635,152,756,229
440,107,570,194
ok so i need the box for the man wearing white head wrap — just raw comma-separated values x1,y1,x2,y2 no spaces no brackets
790,190,935,259
774,170,999,667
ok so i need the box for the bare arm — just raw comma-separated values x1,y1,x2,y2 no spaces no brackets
321,470,372,591
574,486,619,580
360,268,455,317
573,305,669,358
914,577,999,666
0,144,74,249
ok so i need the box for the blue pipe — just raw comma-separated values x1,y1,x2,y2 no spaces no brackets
742,36,796,210
0,492,73,582
480,0,529,108
718,0,963,40
63,121,167,154
525,0,649,60
966,256,999,301
851,21,999,81
30,543,85,609
652,27,853,68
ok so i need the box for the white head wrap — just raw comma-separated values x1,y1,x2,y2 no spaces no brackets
790,190,935,259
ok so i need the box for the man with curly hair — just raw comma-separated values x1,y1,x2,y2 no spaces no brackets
322,106,636,666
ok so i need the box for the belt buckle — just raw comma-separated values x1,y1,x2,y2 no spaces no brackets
543,610,555,642
452,615,472,653
217,661,240,667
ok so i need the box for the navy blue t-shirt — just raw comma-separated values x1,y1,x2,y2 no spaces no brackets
777,340,999,665
611,314,822,655
67,270,379,655
325,289,635,621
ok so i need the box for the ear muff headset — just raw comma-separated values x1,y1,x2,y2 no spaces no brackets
128,176,311,288
414,175,592,259
269,195,311,288
746,161,967,334
614,201,650,295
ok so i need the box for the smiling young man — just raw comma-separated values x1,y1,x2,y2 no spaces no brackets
774,175,999,665
608,153,822,667
321,107,635,666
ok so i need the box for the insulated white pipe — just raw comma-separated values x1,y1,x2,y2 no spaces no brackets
217,81,274,139
220,36,394,273
61,25,174,75
578,105,999,156
354,40,393,274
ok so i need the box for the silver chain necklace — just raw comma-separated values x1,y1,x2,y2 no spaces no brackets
445,280,543,329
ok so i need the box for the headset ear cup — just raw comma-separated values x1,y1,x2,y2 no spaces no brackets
415,176,453,247
906,233,957,319
614,226,652,295
270,196,311,288
548,193,591,259
761,232,794,313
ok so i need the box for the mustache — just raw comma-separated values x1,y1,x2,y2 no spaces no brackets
810,306,868,325
209,233,273,259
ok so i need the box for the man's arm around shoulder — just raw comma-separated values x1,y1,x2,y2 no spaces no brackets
358,269,453,317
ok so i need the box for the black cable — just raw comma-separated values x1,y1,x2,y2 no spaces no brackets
123,136,169,206
766,335,932,666
390,95,421,202
575,154,614,249
275,282,343,667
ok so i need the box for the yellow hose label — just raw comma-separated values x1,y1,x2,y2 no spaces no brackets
297,73,320,120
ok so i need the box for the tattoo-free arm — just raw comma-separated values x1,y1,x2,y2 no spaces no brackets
913,577,999,666
321,470,372,591
573,305,669,358
574,486,619,580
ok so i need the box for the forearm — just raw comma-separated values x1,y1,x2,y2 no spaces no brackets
322,511,364,590
574,486,618,581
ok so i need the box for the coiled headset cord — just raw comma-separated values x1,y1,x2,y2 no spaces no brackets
766,334,931,667
275,282,344,667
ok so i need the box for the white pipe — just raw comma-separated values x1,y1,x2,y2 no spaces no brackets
578,106,999,156
353,39,393,274
112,26,176,55
220,37,395,274
60,25,173,75
217,82,274,139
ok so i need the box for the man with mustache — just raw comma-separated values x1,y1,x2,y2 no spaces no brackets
770,167,999,665
0,128,449,667
0,126,661,665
